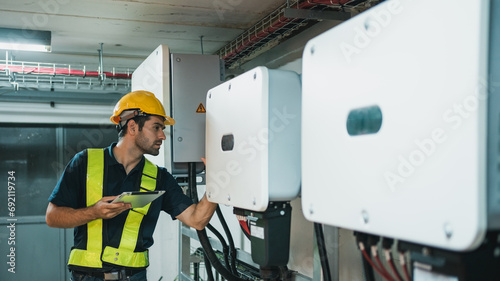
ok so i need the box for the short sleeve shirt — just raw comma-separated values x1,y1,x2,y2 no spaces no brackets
48,143,193,266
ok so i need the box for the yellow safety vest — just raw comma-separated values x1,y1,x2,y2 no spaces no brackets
68,148,158,269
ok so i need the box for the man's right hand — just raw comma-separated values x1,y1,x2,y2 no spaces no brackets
92,196,132,219
46,197,132,229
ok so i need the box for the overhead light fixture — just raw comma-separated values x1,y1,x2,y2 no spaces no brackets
0,27,51,52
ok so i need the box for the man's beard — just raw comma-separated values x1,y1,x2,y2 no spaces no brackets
136,132,162,156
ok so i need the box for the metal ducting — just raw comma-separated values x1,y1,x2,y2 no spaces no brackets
216,0,380,69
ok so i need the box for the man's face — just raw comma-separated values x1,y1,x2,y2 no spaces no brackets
135,115,166,156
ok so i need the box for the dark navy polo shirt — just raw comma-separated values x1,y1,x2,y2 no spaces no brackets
48,143,193,270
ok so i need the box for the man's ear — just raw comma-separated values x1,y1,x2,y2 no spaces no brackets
127,119,138,135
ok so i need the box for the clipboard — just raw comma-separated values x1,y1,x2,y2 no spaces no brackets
111,191,165,208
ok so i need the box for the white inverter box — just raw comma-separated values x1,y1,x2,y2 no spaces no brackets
301,0,499,251
205,67,301,212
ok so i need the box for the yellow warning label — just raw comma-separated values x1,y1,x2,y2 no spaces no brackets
196,103,206,113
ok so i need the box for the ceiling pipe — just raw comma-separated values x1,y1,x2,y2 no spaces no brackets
98,43,105,81
200,35,205,55
0,64,132,79
217,0,372,68
217,1,312,66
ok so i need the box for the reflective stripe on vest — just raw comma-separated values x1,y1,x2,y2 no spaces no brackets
68,148,158,268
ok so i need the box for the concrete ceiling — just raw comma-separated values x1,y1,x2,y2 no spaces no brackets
0,0,380,100
0,0,290,68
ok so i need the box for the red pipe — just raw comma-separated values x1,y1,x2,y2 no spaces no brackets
0,64,131,79
221,0,340,62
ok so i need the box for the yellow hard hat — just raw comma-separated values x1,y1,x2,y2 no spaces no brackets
110,90,175,125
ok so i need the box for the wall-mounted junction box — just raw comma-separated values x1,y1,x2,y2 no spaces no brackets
132,45,222,174
171,53,222,165
301,0,499,251
205,66,301,212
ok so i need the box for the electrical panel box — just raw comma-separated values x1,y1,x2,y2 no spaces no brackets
205,67,301,212
132,45,222,174
171,53,222,164
301,0,498,251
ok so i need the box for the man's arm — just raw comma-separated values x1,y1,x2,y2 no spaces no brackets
175,193,218,230
46,196,131,228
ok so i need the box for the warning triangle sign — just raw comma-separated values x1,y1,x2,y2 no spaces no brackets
196,103,206,113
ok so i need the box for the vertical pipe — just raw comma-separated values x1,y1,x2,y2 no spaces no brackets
97,49,101,72
98,43,104,80
97,49,101,77
200,36,205,55
194,262,200,281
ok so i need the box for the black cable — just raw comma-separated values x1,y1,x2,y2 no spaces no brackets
188,163,232,271
188,162,247,281
216,206,238,275
203,249,215,281
355,232,376,281
198,228,248,281
207,223,232,271
240,223,251,240
194,262,200,281
188,162,199,203
314,223,332,281
362,251,376,281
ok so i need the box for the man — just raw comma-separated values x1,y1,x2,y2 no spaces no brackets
46,90,217,281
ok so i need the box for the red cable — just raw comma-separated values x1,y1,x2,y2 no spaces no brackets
384,249,403,281
372,246,397,281
360,247,395,281
375,255,393,280
387,259,403,281
383,249,403,281
238,219,250,236
399,253,411,281
0,65,131,79
402,264,410,281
